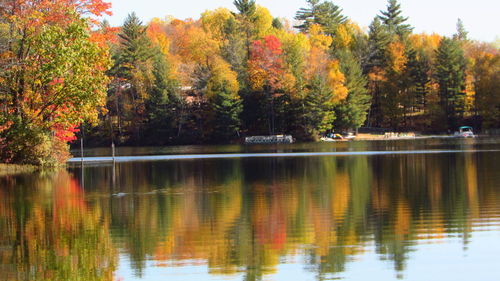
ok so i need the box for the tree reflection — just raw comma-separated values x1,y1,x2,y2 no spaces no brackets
0,171,117,281
1,150,499,280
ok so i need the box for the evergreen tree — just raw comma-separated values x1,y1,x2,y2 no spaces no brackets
435,37,467,129
144,50,179,144
212,82,243,141
272,17,283,29
221,17,247,86
366,17,391,70
295,0,320,32
295,0,347,35
233,0,257,62
377,0,413,39
453,18,468,41
334,50,371,131
299,76,336,139
113,13,155,79
364,17,390,127
234,0,256,17
407,46,431,113
108,13,159,143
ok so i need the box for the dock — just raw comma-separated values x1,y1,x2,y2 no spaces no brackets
244,135,294,144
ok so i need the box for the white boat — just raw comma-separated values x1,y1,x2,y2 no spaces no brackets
320,133,351,142
454,126,475,138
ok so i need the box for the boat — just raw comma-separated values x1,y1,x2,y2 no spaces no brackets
320,133,353,142
454,126,475,138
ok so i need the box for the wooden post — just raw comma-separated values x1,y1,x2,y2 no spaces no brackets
81,160,85,191
112,142,115,162
80,138,84,163
80,137,84,191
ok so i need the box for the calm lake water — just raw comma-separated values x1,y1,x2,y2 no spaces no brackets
1,138,500,281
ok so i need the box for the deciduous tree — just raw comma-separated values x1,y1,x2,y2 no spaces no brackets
0,1,111,165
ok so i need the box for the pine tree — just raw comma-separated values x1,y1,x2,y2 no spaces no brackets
378,0,413,39
297,76,336,139
295,0,347,35
109,13,158,143
144,50,179,144
334,50,371,131
212,82,243,141
295,0,320,32
221,17,247,86
453,18,468,41
234,0,256,17
233,0,257,62
407,46,431,113
366,17,391,70
364,17,390,127
113,13,155,79
272,18,283,29
435,37,467,129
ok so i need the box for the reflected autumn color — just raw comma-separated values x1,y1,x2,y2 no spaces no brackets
0,171,117,281
2,147,500,281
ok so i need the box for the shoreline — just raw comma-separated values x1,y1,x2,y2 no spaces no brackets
67,148,500,164
70,134,499,151
0,164,37,177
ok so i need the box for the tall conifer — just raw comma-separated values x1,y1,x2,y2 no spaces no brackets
378,0,413,39
435,37,467,129
334,50,371,131
295,0,347,35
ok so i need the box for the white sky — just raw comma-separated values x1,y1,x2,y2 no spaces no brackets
105,0,499,42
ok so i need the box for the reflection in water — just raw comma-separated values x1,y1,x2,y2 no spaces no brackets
0,171,117,281
1,147,500,281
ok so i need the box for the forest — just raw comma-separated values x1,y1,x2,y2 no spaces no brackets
1,0,499,165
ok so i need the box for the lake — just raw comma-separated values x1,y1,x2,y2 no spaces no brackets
1,138,500,281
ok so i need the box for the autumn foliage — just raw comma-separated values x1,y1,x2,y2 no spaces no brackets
0,0,111,165
1,0,499,165
249,35,285,92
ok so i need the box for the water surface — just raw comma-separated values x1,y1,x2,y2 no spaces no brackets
1,139,500,280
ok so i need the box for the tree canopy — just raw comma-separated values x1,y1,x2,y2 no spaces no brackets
1,0,499,165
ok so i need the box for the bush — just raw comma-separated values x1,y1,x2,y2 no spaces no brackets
0,119,71,166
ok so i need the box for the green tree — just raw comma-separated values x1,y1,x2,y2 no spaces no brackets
108,13,157,143
211,82,243,141
143,51,180,144
221,17,248,87
233,0,257,61
334,50,371,131
272,17,284,29
295,0,347,35
435,37,467,129
364,17,390,127
234,0,257,17
295,76,336,139
113,13,155,79
366,17,391,70
377,0,413,39
407,44,432,114
454,18,468,41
